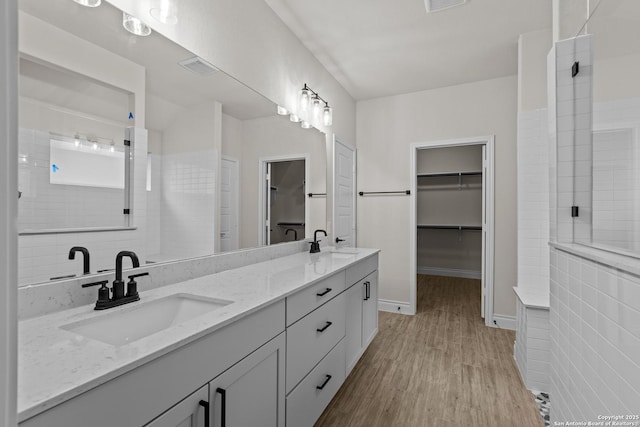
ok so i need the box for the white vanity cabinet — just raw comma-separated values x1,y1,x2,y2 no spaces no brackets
345,261,379,375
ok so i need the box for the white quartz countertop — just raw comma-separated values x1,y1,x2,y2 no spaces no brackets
513,286,550,309
18,247,379,422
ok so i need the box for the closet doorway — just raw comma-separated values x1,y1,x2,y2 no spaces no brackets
409,136,495,326
258,155,309,246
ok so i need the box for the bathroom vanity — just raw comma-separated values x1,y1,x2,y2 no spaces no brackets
18,248,379,427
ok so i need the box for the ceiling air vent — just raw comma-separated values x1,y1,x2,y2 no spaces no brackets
178,56,219,76
424,0,468,13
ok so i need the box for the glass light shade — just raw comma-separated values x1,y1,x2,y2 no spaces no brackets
301,121,312,129
73,0,102,7
289,113,301,123
123,13,152,36
322,106,333,127
312,96,322,118
299,88,311,112
150,0,178,24
277,105,289,116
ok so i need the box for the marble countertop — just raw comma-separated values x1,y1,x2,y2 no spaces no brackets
513,286,550,309
18,247,379,422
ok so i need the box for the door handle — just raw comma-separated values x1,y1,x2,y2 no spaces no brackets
316,374,332,390
216,388,226,427
335,237,345,243
198,400,210,427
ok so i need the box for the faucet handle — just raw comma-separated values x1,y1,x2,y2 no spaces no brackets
128,272,149,279
81,280,108,288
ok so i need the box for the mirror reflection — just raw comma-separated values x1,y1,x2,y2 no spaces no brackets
17,0,327,286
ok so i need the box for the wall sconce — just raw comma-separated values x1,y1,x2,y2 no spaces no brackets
123,12,152,36
297,84,333,127
72,0,102,7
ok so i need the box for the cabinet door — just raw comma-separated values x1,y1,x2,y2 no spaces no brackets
208,333,285,427
362,272,379,348
345,281,364,375
145,385,208,427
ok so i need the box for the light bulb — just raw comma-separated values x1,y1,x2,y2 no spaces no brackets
301,121,311,129
289,113,301,123
299,88,311,112
150,0,178,25
73,0,101,7
123,12,152,36
110,144,115,153
323,105,333,127
277,105,289,116
312,96,322,119
74,138,80,148
92,142,98,150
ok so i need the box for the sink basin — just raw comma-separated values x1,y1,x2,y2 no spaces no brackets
61,294,233,346
329,248,359,254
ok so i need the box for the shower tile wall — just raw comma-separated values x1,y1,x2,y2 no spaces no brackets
517,109,550,293
18,129,148,285
550,248,640,421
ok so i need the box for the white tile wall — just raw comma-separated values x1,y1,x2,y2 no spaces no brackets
515,296,551,392
550,246,640,422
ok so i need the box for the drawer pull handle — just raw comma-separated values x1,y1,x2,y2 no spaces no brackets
216,387,227,427
316,288,332,297
316,374,332,390
316,321,333,333
198,400,210,427
366,281,371,300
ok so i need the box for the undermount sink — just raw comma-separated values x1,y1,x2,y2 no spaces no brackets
328,248,360,256
61,294,233,346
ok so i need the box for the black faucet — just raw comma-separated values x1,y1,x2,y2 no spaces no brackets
93,250,143,310
310,229,327,253
285,228,298,241
68,246,90,275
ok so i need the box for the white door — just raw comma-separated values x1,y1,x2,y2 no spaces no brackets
220,158,239,252
333,138,356,246
481,145,487,319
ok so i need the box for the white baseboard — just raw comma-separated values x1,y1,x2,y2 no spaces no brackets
417,267,481,280
491,314,516,330
378,299,413,315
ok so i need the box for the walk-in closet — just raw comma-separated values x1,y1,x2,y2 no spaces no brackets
415,144,484,315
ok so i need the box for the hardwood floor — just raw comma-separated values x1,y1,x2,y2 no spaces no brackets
315,275,543,427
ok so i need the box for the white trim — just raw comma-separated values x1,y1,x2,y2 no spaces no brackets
492,315,517,331
416,267,481,280
1,0,18,425
332,136,357,247
221,156,240,252
378,299,413,315
257,154,310,245
409,136,495,326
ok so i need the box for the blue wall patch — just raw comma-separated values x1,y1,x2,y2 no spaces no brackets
129,112,134,120
52,164,59,173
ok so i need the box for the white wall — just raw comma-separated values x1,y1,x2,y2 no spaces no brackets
356,75,518,317
1,0,18,424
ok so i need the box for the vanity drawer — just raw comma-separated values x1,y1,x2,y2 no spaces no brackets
286,292,346,393
345,254,378,286
286,270,346,326
286,339,346,427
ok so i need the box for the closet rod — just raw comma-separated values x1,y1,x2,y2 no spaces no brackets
417,225,482,230
307,192,327,198
358,190,410,196
417,171,482,178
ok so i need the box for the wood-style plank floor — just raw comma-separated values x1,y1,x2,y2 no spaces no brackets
315,275,543,427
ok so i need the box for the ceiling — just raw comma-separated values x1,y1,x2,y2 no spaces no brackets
265,0,551,100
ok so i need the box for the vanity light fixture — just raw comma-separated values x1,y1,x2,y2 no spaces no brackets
297,84,333,127
123,12,152,36
277,105,289,116
72,0,102,7
301,121,312,129
150,0,178,25
289,113,301,123
74,135,80,148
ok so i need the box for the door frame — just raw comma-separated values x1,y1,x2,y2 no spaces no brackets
409,136,495,326
257,154,310,246
220,155,240,252
332,136,357,246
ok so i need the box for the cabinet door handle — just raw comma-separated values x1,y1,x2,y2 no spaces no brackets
363,282,370,300
198,400,210,427
216,388,226,427
316,287,332,297
316,321,333,333
366,281,371,300
316,374,332,390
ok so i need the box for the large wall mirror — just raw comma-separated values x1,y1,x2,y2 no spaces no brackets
17,0,327,286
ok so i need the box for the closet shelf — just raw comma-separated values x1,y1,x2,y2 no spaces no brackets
417,171,482,178
417,224,482,230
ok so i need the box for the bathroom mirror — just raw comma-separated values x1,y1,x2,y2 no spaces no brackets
17,0,327,286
